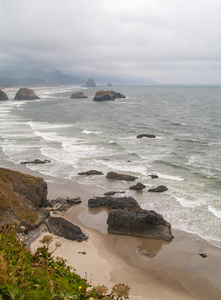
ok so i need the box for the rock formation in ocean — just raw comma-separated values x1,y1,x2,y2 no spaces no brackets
70,91,88,99
0,90,8,100
85,79,96,87
129,182,146,190
107,209,173,241
78,170,104,176
20,159,51,164
148,185,168,192
14,88,40,100
0,167,48,230
45,217,88,242
136,134,156,138
93,90,126,101
106,171,137,181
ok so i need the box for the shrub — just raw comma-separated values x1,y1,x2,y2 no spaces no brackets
0,225,129,299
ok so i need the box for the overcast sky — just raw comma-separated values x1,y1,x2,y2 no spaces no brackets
1,0,221,84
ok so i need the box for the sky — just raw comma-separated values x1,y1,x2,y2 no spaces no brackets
1,0,221,84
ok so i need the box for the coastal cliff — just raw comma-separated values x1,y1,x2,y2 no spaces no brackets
0,167,48,230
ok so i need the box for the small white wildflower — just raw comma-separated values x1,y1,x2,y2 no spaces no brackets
56,255,64,262
93,282,100,289
86,287,93,294
20,226,25,232
55,241,61,247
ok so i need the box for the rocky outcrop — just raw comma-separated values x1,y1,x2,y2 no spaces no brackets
45,217,88,242
88,195,173,241
70,91,88,99
88,196,140,211
107,209,173,241
20,159,51,164
47,197,82,212
0,167,48,230
129,182,146,190
148,185,168,193
106,171,137,181
85,79,96,87
93,90,126,101
14,88,40,100
78,170,104,176
136,134,156,139
0,90,8,100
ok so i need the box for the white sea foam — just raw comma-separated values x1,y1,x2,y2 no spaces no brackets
208,205,221,218
157,173,184,181
82,129,102,135
28,121,73,130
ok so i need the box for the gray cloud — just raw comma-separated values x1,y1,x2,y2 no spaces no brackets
1,0,221,84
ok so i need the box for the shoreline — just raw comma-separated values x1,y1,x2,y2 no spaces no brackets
2,161,221,299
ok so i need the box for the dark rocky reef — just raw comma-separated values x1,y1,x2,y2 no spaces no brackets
45,217,88,242
78,170,104,176
148,185,168,193
85,79,96,87
70,91,88,99
93,90,126,101
107,209,173,241
136,134,156,139
106,171,137,181
20,159,51,164
14,88,40,100
0,167,48,230
88,196,140,211
0,90,8,101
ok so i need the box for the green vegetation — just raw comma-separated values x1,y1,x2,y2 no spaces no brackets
0,225,130,299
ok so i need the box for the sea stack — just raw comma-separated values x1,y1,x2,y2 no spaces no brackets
14,88,40,100
0,90,8,101
85,79,96,87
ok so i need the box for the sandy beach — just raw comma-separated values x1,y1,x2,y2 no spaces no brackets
1,160,221,299
29,174,221,300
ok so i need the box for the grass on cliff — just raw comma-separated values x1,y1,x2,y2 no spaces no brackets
0,224,129,300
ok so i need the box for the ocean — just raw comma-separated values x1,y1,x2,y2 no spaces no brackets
0,85,221,248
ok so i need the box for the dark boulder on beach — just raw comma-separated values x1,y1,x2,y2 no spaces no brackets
70,91,88,99
136,134,156,139
85,78,96,87
45,217,88,242
88,196,140,210
14,88,40,100
0,90,8,100
107,209,173,241
93,90,126,101
148,185,168,193
129,182,146,190
106,171,137,181
78,170,104,176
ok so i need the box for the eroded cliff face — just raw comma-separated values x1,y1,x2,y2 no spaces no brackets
0,168,48,230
